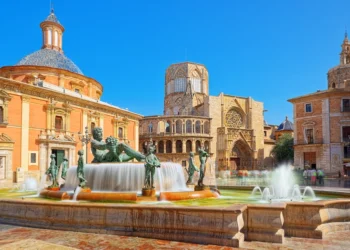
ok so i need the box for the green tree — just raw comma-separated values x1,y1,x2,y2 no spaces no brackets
271,134,294,163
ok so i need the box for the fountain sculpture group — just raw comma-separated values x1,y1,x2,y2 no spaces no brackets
14,127,350,248
44,127,212,199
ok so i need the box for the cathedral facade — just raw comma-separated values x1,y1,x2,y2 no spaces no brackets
139,62,269,173
0,10,141,187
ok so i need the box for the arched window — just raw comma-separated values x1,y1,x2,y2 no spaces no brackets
118,127,123,139
166,140,172,153
91,122,96,134
186,120,192,133
55,116,63,130
0,106,3,123
165,120,171,133
176,120,182,133
195,121,201,133
332,82,336,88
157,121,165,133
54,30,58,46
47,29,52,45
158,141,164,153
196,140,201,152
176,140,182,153
186,140,192,153
174,78,186,92
204,141,210,152
148,123,153,133
204,121,210,134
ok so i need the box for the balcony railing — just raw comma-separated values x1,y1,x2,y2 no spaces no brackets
295,138,323,145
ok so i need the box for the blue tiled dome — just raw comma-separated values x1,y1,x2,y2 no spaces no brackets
16,49,83,75
45,12,60,24
277,116,293,131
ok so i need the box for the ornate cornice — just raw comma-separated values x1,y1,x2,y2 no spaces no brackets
0,77,142,121
0,90,12,101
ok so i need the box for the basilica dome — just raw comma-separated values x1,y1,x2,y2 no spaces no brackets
277,116,293,131
16,49,83,75
15,9,83,75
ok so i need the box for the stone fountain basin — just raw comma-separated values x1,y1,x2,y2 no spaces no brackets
0,196,349,248
39,189,219,202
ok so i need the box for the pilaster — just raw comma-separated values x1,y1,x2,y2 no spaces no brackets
21,95,30,172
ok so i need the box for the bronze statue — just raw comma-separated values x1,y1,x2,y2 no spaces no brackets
91,127,145,163
61,157,68,180
197,147,210,187
143,141,161,189
46,154,59,188
77,150,87,188
185,152,199,185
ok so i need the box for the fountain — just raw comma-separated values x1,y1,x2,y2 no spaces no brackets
7,128,345,248
62,162,189,193
251,164,316,202
39,128,218,202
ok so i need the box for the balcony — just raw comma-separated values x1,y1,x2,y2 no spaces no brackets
295,138,323,145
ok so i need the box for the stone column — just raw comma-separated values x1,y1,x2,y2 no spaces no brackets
183,139,186,153
163,141,166,153
21,95,30,172
172,140,176,153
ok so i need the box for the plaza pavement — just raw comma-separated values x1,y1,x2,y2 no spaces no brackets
0,223,349,249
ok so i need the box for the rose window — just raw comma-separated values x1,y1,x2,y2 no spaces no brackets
225,110,243,128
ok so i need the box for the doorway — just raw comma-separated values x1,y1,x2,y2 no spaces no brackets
230,157,240,170
304,152,316,169
52,149,65,168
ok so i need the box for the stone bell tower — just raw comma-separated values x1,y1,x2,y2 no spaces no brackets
340,31,350,65
163,62,209,116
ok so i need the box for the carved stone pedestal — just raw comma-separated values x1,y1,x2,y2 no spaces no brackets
194,185,210,191
186,184,195,191
142,188,156,197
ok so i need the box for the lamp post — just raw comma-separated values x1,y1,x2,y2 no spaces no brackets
78,126,91,163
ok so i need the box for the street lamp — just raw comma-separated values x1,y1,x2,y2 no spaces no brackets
78,126,91,163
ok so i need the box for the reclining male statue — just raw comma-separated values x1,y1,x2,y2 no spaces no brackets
91,127,145,163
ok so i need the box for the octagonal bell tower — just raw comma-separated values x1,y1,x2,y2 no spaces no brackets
164,62,209,116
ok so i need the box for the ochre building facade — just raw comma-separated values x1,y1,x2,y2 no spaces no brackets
289,34,350,175
0,11,141,187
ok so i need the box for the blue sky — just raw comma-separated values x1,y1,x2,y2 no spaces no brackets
0,0,348,125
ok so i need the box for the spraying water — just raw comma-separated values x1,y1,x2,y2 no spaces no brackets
62,162,189,192
250,164,316,202
72,186,82,201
